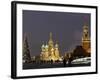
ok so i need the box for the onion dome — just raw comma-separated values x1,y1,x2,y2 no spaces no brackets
41,44,45,49
45,44,49,49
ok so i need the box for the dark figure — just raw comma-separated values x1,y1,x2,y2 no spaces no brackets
63,58,66,67
68,57,72,67
51,59,53,64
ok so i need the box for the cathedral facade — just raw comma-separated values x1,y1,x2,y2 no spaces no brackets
40,32,61,62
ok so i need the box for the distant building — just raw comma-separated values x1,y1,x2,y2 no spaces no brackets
82,24,91,56
40,32,62,62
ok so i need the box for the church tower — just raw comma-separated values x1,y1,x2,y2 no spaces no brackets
82,24,91,54
48,32,54,50
54,42,60,58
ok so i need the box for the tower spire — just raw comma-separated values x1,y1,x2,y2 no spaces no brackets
83,16,88,26
48,32,54,49
50,32,52,40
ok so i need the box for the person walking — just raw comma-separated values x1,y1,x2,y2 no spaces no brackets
63,58,66,67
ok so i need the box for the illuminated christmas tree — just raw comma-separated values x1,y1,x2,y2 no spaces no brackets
23,35,31,63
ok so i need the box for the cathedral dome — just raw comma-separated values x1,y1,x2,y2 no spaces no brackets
45,44,49,49
55,43,59,48
41,44,45,48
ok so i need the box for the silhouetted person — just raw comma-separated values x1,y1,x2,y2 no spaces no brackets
51,59,53,64
68,57,72,67
63,58,66,67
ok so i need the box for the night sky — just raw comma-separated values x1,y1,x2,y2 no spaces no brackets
23,10,90,56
